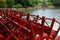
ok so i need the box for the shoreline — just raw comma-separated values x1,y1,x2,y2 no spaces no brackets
0,5,59,13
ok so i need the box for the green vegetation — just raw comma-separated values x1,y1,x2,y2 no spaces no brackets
6,0,14,8
0,0,6,7
0,0,60,8
52,0,60,6
13,4,23,8
14,0,39,8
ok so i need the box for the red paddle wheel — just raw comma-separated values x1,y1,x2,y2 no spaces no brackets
0,8,60,40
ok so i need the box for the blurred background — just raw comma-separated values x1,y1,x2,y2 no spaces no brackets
0,0,60,21
0,0,60,8
0,0,60,36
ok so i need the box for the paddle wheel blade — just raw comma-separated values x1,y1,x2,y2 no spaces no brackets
0,8,60,40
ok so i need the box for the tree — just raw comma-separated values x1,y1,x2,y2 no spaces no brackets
51,0,60,6
6,0,14,8
0,0,6,7
14,0,37,7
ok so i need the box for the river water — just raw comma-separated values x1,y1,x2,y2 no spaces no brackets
30,9,60,36
31,9,60,21
17,8,60,36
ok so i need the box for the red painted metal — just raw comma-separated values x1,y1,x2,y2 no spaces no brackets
0,9,60,40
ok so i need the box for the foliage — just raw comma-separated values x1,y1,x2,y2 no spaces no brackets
46,2,53,6
6,0,14,8
52,0,60,6
15,0,37,7
13,4,23,8
0,0,60,8
0,0,6,7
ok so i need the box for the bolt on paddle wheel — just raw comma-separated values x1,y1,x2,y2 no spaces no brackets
0,8,60,40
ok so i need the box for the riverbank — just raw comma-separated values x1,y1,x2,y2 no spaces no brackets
12,5,55,13
0,5,57,13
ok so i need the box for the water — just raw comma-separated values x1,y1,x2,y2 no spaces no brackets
21,8,60,36
31,9,60,21
30,9,60,36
